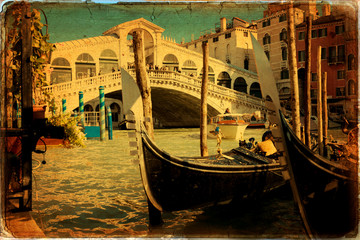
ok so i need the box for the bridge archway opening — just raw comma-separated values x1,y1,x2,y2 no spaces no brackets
110,102,121,122
51,57,72,84
234,77,247,93
99,49,118,74
182,60,197,76
249,82,262,98
217,71,231,88
76,53,96,79
127,29,154,67
163,54,179,71
199,66,215,83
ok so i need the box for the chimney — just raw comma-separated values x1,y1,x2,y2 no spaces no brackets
220,17,227,32
322,4,331,16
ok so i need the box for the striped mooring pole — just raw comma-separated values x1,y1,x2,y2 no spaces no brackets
79,91,85,128
62,98,66,113
99,86,105,141
107,106,113,140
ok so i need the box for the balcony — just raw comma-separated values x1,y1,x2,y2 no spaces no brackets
280,60,288,69
263,44,270,51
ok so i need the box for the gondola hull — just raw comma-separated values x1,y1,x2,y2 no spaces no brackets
280,112,358,237
140,130,286,212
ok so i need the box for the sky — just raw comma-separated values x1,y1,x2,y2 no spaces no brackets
28,1,268,43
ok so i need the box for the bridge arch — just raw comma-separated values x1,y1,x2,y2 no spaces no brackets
199,66,215,83
127,29,154,66
50,57,72,84
163,54,179,71
99,49,118,74
76,53,96,79
233,77,247,94
217,71,231,88
249,82,262,98
182,59,197,76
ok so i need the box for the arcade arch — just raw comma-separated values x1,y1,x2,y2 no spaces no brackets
249,82,262,98
217,71,231,88
234,77,247,93
163,54,179,71
182,60,197,76
51,57,72,84
99,49,118,74
76,53,96,79
199,66,215,83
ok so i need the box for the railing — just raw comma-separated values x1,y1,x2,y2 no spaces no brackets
128,69,265,107
42,72,122,95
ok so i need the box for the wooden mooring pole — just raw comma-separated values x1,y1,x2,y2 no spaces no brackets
322,72,328,156
304,15,312,148
287,3,301,138
317,46,323,156
133,30,155,140
200,41,209,157
133,29,161,225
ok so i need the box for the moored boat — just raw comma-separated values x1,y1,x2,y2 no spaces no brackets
280,112,358,237
208,114,249,140
134,122,287,216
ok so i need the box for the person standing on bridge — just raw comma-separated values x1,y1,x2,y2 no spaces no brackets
224,108,230,114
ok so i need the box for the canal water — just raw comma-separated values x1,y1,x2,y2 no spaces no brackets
31,128,346,238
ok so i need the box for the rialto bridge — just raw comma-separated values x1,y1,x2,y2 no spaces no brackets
43,18,267,128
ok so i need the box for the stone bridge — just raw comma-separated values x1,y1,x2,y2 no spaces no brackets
43,69,266,128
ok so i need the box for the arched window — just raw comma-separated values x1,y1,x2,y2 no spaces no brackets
76,53,95,79
214,47,218,59
249,82,262,98
217,72,231,88
244,58,249,70
280,28,287,41
99,49,118,74
163,54,179,71
51,57,72,84
263,33,271,45
348,54,355,70
84,104,93,112
234,77,247,93
347,80,356,96
226,44,231,63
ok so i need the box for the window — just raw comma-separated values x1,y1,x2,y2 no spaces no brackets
337,45,345,62
321,48,326,60
279,14,287,22
265,51,270,60
337,70,345,79
225,33,232,39
243,32,248,37
336,87,345,97
194,43,197,48
335,25,345,34
328,46,336,63
214,47,217,58
311,89,317,98
318,28,327,37
311,73,317,81
298,50,306,62
347,80,356,95
213,37,219,42
282,48,287,60
298,31,305,40
348,54,355,70
263,33,271,45
281,69,289,79
311,29,318,38
262,19,270,27
244,58,249,70
280,29,287,41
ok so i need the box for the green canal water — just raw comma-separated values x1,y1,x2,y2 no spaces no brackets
31,128,346,238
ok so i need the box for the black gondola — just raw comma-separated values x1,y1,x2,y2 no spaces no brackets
136,123,287,214
280,111,358,238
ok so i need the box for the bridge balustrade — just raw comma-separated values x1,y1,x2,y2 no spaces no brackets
42,72,122,95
